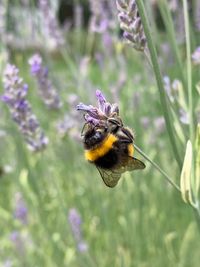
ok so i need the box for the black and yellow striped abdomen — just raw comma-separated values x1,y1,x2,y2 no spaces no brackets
84,133,134,169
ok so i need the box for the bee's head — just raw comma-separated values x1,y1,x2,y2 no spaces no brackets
82,123,108,148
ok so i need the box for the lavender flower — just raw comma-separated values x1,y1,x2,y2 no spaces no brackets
89,0,110,33
191,46,200,65
68,208,88,253
56,114,80,140
77,241,88,253
13,192,28,225
39,0,65,49
140,116,150,129
163,76,180,102
76,90,119,126
2,64,48,152
179,108,189,125
154,116,165,135
28,54,62,109
56,94,81,140
2,259,13,267
10,231,25,255
116,0,146,51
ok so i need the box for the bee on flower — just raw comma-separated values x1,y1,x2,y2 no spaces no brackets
77,90,145,187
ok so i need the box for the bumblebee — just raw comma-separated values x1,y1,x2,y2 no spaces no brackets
82,117,145,187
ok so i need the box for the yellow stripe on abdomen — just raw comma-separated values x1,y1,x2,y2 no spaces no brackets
85,134,117,162
127,143,134,157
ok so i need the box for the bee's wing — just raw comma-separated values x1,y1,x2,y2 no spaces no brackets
96,166,122,188
96,157,145,188
124,157,146,172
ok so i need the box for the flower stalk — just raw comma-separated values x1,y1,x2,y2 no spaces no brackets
135,0,182,169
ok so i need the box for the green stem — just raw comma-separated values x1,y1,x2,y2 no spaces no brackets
192,201,200,233
136,0,182,170
182,0,194,144
182,0,195,193
135,144,181,193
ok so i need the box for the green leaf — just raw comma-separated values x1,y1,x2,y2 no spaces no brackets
180,140,193,204
195,124,200,197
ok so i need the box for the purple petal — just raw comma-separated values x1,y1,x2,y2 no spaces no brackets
28,54,43,75
76,103,93,112
1,95,12,103
76,103,100,119
77,241,88,253
96,90,106,111
84,114,100,126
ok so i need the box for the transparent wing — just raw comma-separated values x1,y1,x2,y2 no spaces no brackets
96,157,145,188
96,166,122,188
124,157,146,172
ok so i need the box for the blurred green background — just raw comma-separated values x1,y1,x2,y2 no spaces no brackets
0,0,200,266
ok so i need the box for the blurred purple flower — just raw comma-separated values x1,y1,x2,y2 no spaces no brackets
68,208,82,241
68,208,88,253
179,108,189,125
2,259,13,267
10,231,25,255
94,53,104,69
39,0,65,48
140,116,150,129
9,230,32,256
163,76,180,102
154,116,165,134
116,0,146,51
102,31,114,54
56,114,80,140
56,94,81,140
163,76,171,96
77,90,119,126
13,192,28,225
89,0,109,33
77,241,88,253
28,54,62,109
191,46,200,65
2,64,48,152
10,231,20,243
